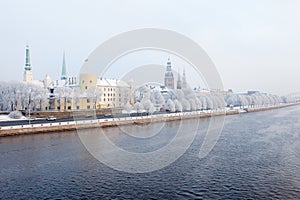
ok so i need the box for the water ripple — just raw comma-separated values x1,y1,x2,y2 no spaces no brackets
1,106,300,199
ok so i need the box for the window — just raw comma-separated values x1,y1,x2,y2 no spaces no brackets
87,105,90,109
82,80,84,84
104,88,106,91
104,98,106,101
87,99,90,103
57,106,60,110
76,106,80,110
85,86,87,90
68,106,71,110
90,80,92,83
104,93,106,96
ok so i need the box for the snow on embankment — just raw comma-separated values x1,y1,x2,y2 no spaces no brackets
0,103,298,137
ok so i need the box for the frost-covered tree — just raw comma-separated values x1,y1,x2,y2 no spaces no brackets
123,102,133,115
0,81,48,111
167,99,176,112
212,94,226,110
205,95,213,110
175,89,185,102
195,97,202,110
151,90,165,109
133,102,144,113
174,99,183,112
33,87,49,111
282,95,296,103
199,94,208,110
135,85,151,102
238,95,248,108
72,87,82,108
189,99,196,111
55,86,73,110
142,99,154,113
225,94,238,107
183,88,196,100
86,86,102,109
245,95,253,107
181,99,191,111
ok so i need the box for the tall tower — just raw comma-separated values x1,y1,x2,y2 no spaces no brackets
164,58,174,89
176,69,182,89
182,69,187,89
23,45,33,82
61,51,67,80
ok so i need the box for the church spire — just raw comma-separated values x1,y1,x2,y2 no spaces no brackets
164,58,174,89
23,45,33,82
166,58,172,71
25,45,31,71
61,51,67,80
177,69,182,89
182,68,187,89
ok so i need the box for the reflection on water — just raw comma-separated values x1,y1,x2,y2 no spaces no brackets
1,106,300,199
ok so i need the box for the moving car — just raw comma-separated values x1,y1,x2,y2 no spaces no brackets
46,116,57,121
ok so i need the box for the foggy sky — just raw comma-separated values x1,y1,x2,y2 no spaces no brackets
0,0,299,95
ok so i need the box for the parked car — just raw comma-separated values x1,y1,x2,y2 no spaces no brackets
46,116,57,121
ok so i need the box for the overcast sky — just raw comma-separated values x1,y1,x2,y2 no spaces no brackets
0,0,299,95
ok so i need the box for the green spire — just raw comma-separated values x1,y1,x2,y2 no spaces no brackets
25,45,31,71
61,51,67,80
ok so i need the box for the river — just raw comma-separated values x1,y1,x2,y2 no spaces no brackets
1,105,300,199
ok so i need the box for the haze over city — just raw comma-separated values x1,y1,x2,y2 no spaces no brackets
1,0,300,95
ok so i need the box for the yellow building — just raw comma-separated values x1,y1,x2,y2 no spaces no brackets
50,73,134,111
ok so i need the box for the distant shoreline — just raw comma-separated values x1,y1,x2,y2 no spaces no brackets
0,103,299,137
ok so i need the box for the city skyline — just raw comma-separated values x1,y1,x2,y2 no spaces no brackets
0,1,300,95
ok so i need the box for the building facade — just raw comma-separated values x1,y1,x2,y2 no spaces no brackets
50,73,134,111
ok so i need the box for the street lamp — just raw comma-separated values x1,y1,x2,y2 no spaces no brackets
28,108,31,125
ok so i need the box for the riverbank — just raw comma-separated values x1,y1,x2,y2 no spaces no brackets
0,103,298,137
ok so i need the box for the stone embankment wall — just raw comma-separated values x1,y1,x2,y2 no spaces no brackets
246,103,297,112
0,103,298,137
0,110,237,136
29,108,121,118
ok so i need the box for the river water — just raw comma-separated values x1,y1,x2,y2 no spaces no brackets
1,105,300,199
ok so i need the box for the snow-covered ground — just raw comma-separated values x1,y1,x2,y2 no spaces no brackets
0,115,27,121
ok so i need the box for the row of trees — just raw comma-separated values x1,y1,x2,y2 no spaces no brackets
124,86,227,114
225,93,296,108
0,81,297,113
0,81,48,111
124,86,297,114
226,93,280,108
